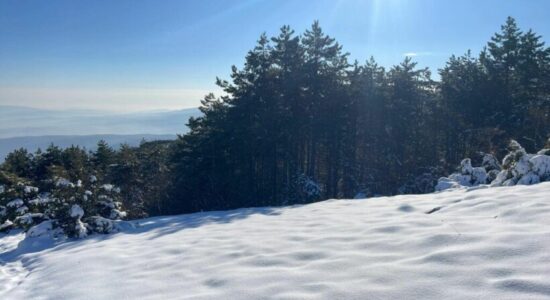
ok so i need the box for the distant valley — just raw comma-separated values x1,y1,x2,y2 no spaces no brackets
0,106,200,160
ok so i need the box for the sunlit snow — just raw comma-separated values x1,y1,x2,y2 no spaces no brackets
1,183,550,299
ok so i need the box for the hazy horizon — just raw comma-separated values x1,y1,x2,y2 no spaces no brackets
0,103,198,114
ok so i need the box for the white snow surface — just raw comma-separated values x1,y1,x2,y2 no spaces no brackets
1,183,550,299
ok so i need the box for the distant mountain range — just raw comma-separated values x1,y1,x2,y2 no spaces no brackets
0,105,201,160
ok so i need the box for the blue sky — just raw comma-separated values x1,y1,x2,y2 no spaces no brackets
1,0,549,111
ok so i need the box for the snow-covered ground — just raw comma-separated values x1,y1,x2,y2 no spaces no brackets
1,183,550,299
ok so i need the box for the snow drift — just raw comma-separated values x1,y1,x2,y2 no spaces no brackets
1,182,550,299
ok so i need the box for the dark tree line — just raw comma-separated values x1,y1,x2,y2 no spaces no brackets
168,17,549,213
2,17,549,218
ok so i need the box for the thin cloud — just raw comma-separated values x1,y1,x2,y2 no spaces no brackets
402,51,435,57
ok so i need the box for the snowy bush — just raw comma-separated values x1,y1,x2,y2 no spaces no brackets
47,176,126,238
398,167,444,194
284,173,321,204
0,182,43,232
435,157,492,191
490,141,550,186
436,140,550,191
0,176,126,238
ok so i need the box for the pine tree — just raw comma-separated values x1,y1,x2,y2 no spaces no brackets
2,148,33,179
92,140,116,179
